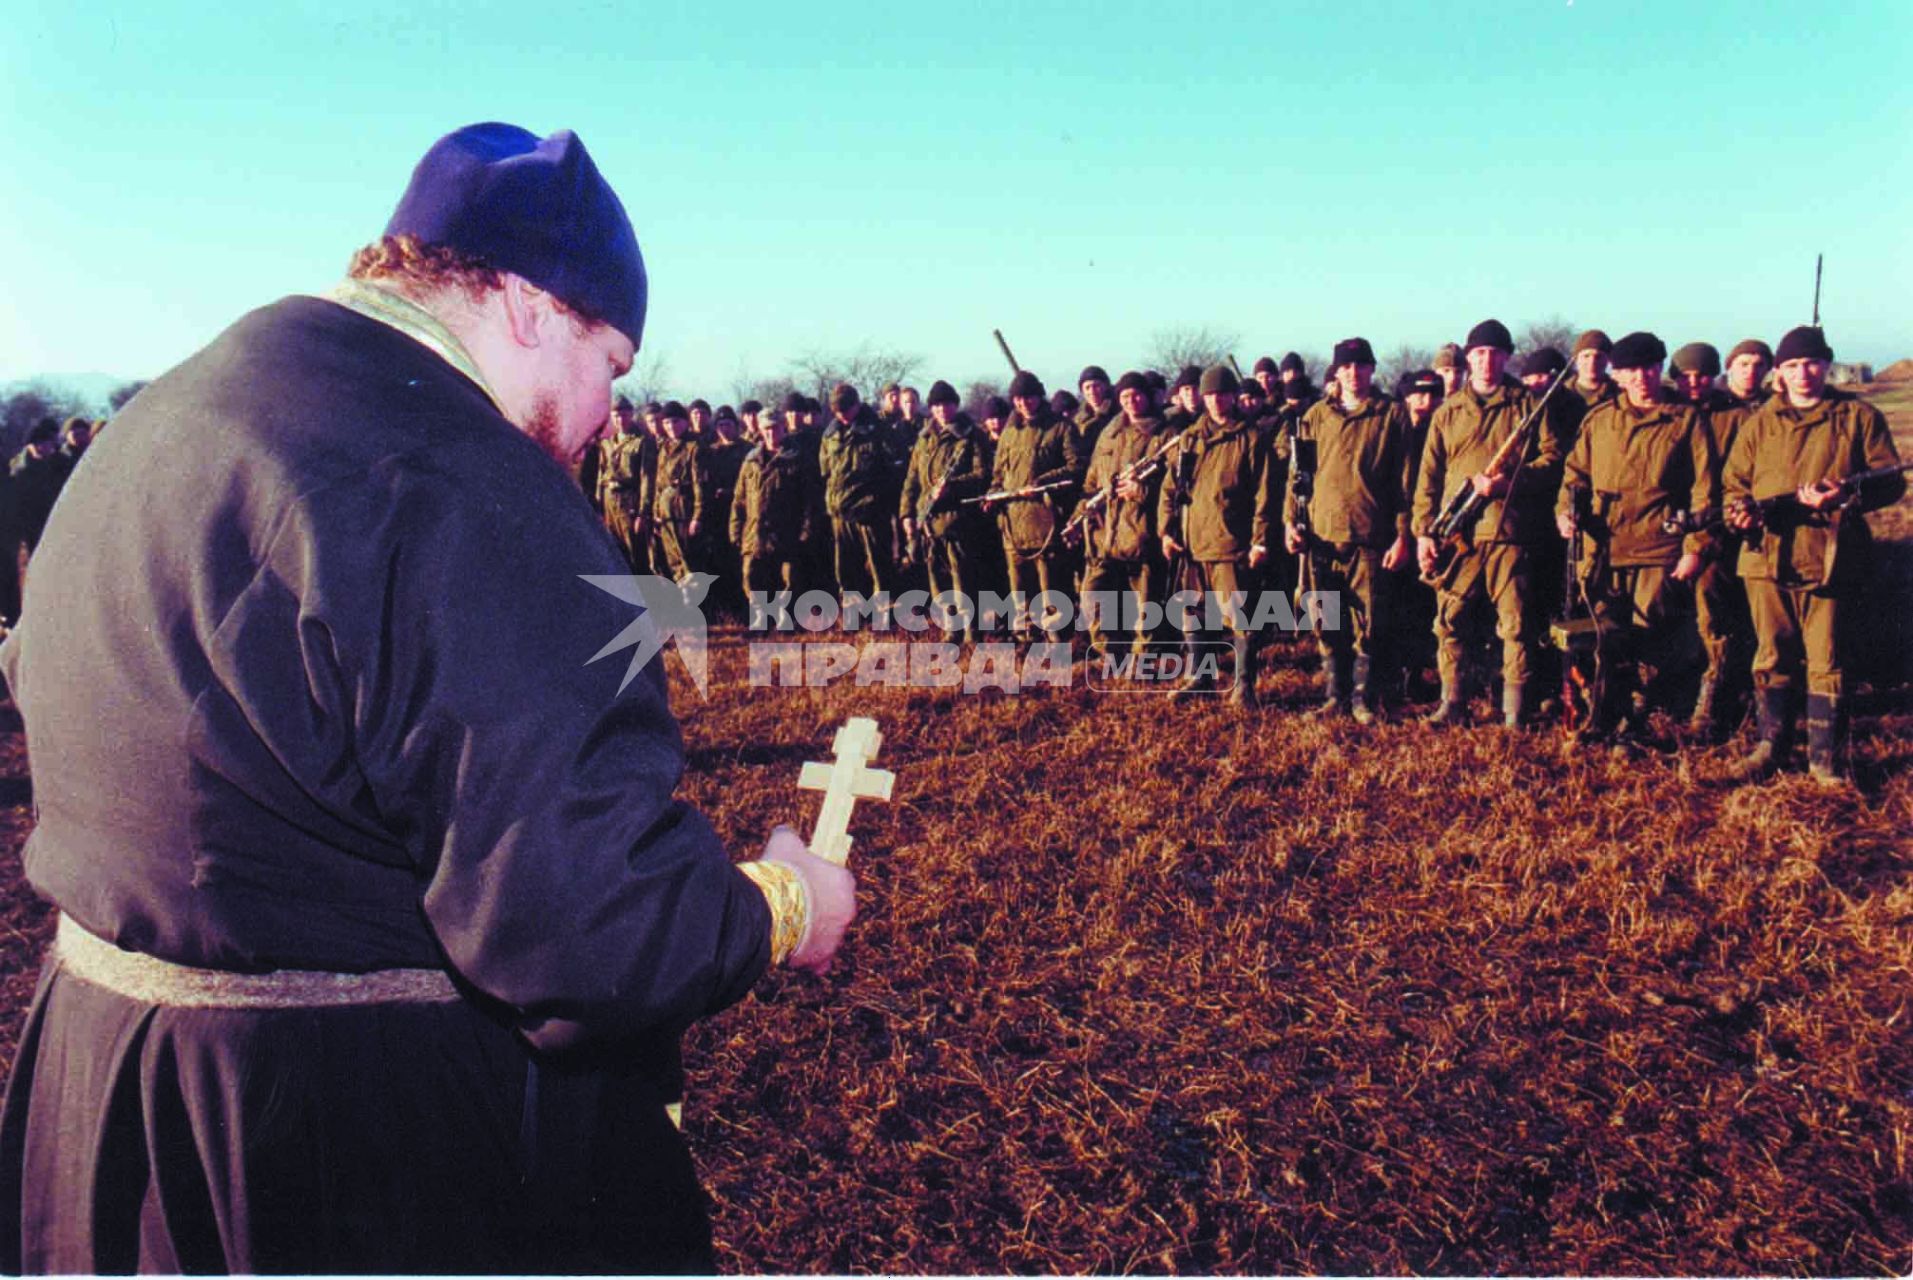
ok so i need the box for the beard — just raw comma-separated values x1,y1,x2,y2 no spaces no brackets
520,391,568,464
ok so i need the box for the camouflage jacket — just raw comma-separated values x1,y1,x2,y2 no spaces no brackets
730,438,822,559
819,406,902,523
1082,413,1179,563
651,436,707,527
598,430,654,519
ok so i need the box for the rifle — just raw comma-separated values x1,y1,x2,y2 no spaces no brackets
1661,459,1913,535
960,479,1074,506
1289,434,1318,610
992,329,1023,376
1227,354,1245,383
906,443,966,565
1812,252,1823,328
1060,425,1195,547
1550,482,1603,732
1420,360,1574,584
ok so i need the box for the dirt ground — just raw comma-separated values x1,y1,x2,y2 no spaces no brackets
0,389,1908,1274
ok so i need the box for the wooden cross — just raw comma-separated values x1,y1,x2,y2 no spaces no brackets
798,717,895,865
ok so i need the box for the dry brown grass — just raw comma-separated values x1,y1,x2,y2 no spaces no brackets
0,388,1907,1275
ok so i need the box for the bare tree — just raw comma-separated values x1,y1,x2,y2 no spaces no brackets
787,344,925,405
1517,316,1578,360
962,379,1005,421
733,374,798,413
615,348,672,406
1378,344,1436,390
1143,325,1241,378
107,380,150,414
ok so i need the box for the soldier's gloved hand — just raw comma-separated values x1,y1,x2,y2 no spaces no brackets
762,824,856,977
1416,536,1439,576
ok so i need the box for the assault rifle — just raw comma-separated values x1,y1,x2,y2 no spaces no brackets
960,479,1074,506
1662,459,1913,535
992,329,1023,376
1059,427,1195,547
1420,360,1574,584
1551,482,1604,733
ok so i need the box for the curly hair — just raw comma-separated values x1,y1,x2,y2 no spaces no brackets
345,235,602,328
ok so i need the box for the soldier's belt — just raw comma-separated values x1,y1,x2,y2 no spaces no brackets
54,913,460,1009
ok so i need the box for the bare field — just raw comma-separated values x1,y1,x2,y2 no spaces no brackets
0,389,1908,1274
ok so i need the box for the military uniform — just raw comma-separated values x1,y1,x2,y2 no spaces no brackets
598,427,655,574
1158,406,1279,697
818,404,903,607
1725,382,1903,774
990,403,1084,640
1079,411,1179,660
899,414,993,640
730,434,823,608
651,432,708,585
1412,377,1566,722
1689,384,1765,728
1557,393,1713,735
1290,390,1416,716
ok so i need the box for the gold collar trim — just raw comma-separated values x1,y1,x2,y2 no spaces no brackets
323,279,501,412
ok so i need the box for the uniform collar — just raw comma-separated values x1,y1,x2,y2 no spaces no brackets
324,279,502,412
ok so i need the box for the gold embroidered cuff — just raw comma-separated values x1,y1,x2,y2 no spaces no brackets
738,860,810,966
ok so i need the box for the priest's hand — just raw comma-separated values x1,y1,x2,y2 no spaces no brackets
763,825,856,976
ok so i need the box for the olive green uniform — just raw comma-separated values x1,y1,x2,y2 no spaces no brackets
1691,387,1764,701
1079,413,1179,659
990,406,1085,640
598,428,654,574
1725,388,1904,699
899,416,993,637
1290,392,1416,699
1412,379,1567,704
1557,396,1714,728
730,436,824,606
819,407,903,605
650,435,708,584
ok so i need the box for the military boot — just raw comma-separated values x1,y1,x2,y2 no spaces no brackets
1351,655,1378,726
1306,651,1347,718
1688,675,1720,739
1228,636,1258,709
1423,680,1467,727
1734,686,1791,782
1502,682,1529,730
1805,693,1843,786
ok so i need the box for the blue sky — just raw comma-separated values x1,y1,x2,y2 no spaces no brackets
4,1,1909,401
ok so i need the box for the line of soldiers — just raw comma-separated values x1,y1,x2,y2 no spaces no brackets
578,321,1903,784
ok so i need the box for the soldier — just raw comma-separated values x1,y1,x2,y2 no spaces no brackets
598,398,654,572
1278,351,1319,407
1724,325,1904,783
876,381,903,428
979,394,1011,444
702,406,750,616
895,385,928,452
1286,339,1416,723
11,419,75,559
61,418,93,464
730,401,823,620
1431,343,1465,399
686,398,714,439
899,380,993,642
1685,339,1772,734
818,382,902,616
1158,364,1278,707
1413,319,1567,728
1394,370,1444,700
1252,355,1282,407
651,401,709,589
738,398,766,448
1555,332,1713,743
987,370,1082,644
1517,347,1568,393
1050,389,1080,422
1163,366,1202,431
1566,330,1618,418
1074,365,1119,450
576,401,611,513
1078,371,1177,665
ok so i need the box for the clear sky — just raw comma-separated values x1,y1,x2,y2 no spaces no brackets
4,0,1910,401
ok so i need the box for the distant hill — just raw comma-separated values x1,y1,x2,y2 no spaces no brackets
1873,358,1913,383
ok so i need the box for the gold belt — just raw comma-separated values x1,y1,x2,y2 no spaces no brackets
54,914,460,1009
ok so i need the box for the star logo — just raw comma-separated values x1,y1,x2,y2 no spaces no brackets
579,573,715,698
